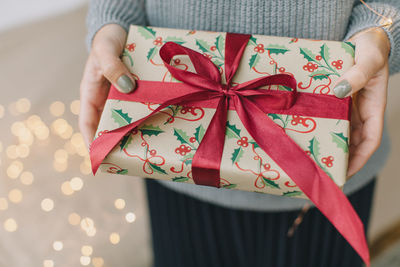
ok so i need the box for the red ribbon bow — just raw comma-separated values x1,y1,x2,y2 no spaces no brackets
90,32,369,266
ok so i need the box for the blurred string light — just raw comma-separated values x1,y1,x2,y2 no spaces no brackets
360,0,393,27
109,233,120,245
8,189,23,203
0,104,4,118
52,241,63,251
41,198,54,212
0,198,9,210
0,98,137,266
3,218,18,232
114,198,126,210
43,260,54,267
49,101,65,117
20,171,34,185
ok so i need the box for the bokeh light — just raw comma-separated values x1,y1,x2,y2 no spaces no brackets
70,100,80,115
8,189,23,203
49,101,65,117
4,218,18,232
41,198,54,212
109,233,120,244
125,212,136,223
114,198,126,210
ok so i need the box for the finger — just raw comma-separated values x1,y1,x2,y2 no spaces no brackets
93,35,136,94
332,52,384,98
346,65,388,177
347,114,383,177
79,55,110,148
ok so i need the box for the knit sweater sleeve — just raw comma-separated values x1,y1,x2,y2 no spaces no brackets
85,0,147,50
344,0,400,75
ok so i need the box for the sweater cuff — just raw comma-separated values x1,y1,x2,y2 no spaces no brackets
344,2,400,75
85,0,147,51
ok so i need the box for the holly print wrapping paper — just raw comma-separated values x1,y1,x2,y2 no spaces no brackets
94,25,355,200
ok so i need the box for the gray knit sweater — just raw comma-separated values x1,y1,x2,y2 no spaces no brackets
86,0,399,211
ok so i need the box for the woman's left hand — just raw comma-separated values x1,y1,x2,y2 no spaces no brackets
332,27,391,179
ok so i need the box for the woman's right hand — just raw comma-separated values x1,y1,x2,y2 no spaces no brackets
79,24,136,148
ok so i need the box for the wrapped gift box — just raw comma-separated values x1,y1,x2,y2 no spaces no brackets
90,25,372,265
93,25,355,199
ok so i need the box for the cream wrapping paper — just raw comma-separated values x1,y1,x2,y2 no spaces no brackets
95,25,355,199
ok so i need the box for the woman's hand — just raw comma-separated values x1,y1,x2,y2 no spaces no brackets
79,24,136,148
332,27,391,178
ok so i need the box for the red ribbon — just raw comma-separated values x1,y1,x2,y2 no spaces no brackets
90,32,369,266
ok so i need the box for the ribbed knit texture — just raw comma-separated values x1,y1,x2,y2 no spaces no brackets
86,0,399,211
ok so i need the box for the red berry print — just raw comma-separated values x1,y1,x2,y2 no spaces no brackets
302,62,318,72
153,37,163,46
189,137,196,143
175,144,192,156
237,136,249,147
316,55,322,61
126,43,136,52
305,150,311,156
331,60,343,70
210,45,217,51
278,67,286,73
321,156,334,167
149,149,157,156
254,44,265,54
203,53,212,60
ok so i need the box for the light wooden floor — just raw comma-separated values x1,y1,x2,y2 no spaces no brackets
0,5,399,267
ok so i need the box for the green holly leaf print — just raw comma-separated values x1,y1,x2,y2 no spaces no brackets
194,125,205,143
120,134,133,151
149,162,167,175
249,53,260,69
249,140,260,149
231,147,244,164
308,137,320,159
222,183,237,189
282,191,303,197
341,41,355,58
181,153,194,165
263,177,280,189
117,169,128,175
139,124,164,137
266,44,290,55
330,132,349,153
212,59,224,67
137,26,156,39
249,36,257,46
215,35,224,56
164,36,186,45
278,85,293,91
174,128,191,145
225,122,241,139
309,69,333,80
300,47,318,63
320,44,331,62
112,109,132,127
268,113,284,122
172,176,189,182
147,47,158,61
195,39,210,53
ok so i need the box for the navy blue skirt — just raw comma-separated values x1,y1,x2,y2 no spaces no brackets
145,177,376,267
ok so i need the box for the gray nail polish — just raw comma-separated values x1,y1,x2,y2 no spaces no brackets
116,75,134,93
333,80,351,98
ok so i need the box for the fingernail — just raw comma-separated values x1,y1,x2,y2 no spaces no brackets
333,80,352,98
116,75,135,93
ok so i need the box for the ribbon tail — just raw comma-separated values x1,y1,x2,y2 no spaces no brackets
233,96,370,266
192,96,228,187
90,90,215,175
